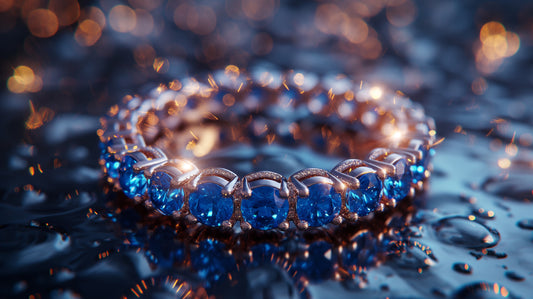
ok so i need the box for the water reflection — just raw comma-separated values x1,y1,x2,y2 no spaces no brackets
108,192,430,297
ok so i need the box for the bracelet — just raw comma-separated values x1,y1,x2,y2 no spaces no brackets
98,66,436,231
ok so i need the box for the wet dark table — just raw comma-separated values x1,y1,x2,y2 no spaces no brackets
1,0,533,298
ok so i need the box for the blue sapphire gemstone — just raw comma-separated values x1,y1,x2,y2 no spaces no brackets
383,158,412,201
147,226,185,268
411,147,434,183
99,141,120,178
346,172,383,216
297,184,341,227
247,243,278,267
104,153,120,178
241,186,289,230
341,231,378,273
190,239,236,284
118,155,148,198
148,171,184,215
188,183,233,226
292,241,335,282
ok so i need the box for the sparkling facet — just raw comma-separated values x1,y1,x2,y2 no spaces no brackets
411,147,434,182
148,171,184,215
346,172,383,216
104,152,120,178
118,156,148,199
241,186,289,230
383,159,412,201
188,183,233,226
297,183,341,227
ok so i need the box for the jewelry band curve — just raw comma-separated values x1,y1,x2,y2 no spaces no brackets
98,66,436,231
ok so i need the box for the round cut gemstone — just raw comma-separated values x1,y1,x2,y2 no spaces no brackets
104,153,120,178
346,172,382,216
241,186,289,230
188,183,233,226
292,241,335,282
383,158,412,201
297,183,341,227
411,147,434,183
190,239,236,284
118,155,148,199
148,171,184,215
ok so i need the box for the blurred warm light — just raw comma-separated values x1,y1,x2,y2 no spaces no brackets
109,5,136,33
225,65,240,78
8,65,42,93
173,3,190,30
0,0,14,12
369,86,383,99
188,128,218,157
80,7,106,27
13,65,35,85
390,129,405,143
386,0,417,27
242,0,278,21
168,80,182,91
315,4,345,35
497,158,511,169
480,22,505,44
75,19,102,46
347,0,384,18
7,77,26,93
342,17,368,44
476,21,520,74
26,101,54,130
222,94,236,106
505,143,518,156
153,57,169,73
48,0,80,26
27,9,59,38
293,73,305,86
134,44,156,68
131,9,154,36
504,31,520,57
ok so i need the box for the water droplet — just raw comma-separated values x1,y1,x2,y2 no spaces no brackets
452,282,519,299
517,219,533,230
432,216,500,249
486,250,507,259
453,262,472,274
472,207,496,220
390,240,437,269
505,271,525,281
482,174,533,202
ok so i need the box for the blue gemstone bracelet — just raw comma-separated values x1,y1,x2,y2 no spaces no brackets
99,67,436,231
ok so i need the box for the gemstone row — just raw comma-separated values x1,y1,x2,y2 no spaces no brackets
104,152,419,230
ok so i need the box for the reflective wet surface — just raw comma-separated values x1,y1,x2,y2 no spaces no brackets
1,0,533,298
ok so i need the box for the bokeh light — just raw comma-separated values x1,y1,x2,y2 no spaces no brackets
27,8,59,38
109,5,136,33
476,21,521,74
7,65,42,93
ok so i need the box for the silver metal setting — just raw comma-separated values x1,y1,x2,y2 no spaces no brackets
99,69,436,231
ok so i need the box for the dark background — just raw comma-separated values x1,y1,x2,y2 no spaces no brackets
1,0,533,298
